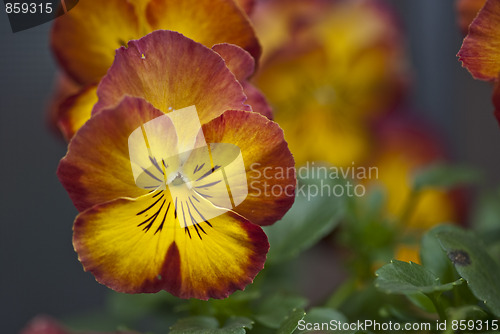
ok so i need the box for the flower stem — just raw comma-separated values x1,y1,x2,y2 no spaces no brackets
428,293,447,322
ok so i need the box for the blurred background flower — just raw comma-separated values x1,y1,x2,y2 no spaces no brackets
250,0,464,265
252,0,408,167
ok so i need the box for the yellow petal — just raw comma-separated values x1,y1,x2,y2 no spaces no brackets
74,189,268,299
51,0,142,85
57,84,98,141
146,0,261,61
47,73,82,137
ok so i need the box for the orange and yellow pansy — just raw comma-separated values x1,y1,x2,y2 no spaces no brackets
57,31,295,299
50,0,264,140
251,0,406,167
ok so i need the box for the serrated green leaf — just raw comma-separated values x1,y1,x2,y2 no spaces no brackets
263,176,344,263
169,316,253,334
436,226,500,317
375,260,463,295
413,163,480,191
254,294,308,329
277,308,305,334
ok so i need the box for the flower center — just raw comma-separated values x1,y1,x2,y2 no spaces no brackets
170,171,190,186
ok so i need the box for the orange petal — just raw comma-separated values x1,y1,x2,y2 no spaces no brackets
212,43,255,81
46,73,82,137
94,30,250,125
145,0,261,61
242,82,273,119
458,0,500,80
201,110,296,226
211,43,272,118
234,0,255,15
58,97,169,211
73,189,268,299
51,0,142,85
57,84,98,141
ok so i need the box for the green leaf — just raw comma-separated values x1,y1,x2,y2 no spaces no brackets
420,225,459,284
472,189,500,250
413,163,480,191
263,176,344,263
349,185,386,225
303,307,347,324
473,190,500,233
169,316,253,334
277,308,305,334
375,260,463,295
405,293,437,313
436,225,500,317
254,293,308,329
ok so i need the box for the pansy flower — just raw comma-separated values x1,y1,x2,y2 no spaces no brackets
57,31,295,300
251,0,407,167
49,0,264,139
458,0,500,121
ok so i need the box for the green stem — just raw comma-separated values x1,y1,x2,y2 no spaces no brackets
428,293,447,322
324,279,357,309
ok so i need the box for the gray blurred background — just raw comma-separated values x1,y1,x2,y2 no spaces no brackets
1,0,499,333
